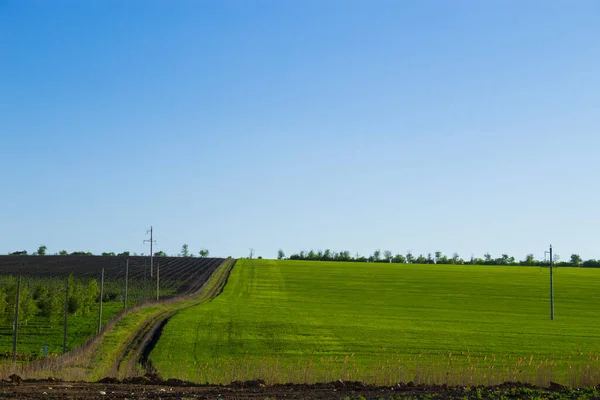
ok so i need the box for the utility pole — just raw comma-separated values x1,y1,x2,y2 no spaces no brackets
156,262,160,301
549,244,554,320
12,267,21,362
249,248,254,259
143,259,147,301
123,258,129,310
144,226,157,277
63,276,69,354
98,268,104,334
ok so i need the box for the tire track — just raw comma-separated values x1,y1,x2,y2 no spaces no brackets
117,258,236,377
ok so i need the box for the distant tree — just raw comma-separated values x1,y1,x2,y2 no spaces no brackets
383,250,393,262
484,253,492,264
522,254,536,266
58,250,68,256
339,251,352,261
322,249,332,261
199,249,209,258
10,250,28,256
101,252,116,256
257,256,263,259
415,254,427,264
393,254,406,263
406,251,414,264
117,251,130,257
154,251,167,257
496,254,510,265
583,259,600,268
181,244,190,257
372,250,381,262
427,253,434,264
570,254,582,267
36,245,47,256
307,250,317,260
356,255,368,262
70,251,93,256
277,249,285,260
451,253,461,264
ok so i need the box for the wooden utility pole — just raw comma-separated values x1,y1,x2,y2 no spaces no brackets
63,276,69,354
12,271,21,362
156,262,160,300
550,245,554,320
98,268,104,334
123,258,129,310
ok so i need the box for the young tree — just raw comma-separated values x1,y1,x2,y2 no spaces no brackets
415,254,427,264
570,254,582,266
84,279,99,313
497,254,510,265
406,251,415,264
522,254,536,266
451,253,461,264
199,249,210,258
338,251,351,261
277,249,285,260
36,245,47,256
372,249,381,262
383,250,393,262
393,254,406,263
181,244,190,257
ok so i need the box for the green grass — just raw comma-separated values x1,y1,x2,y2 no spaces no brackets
150,259,600,386
0,302,124,357
80,257,235,380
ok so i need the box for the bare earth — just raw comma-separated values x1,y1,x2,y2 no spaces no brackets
0,379,590,400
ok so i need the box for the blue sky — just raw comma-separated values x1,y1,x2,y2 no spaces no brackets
1,1,598,260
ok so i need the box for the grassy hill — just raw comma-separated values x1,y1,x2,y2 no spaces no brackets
149,259,600,386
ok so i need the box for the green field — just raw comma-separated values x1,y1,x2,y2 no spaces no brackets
150,259,600,386
0,302,124,358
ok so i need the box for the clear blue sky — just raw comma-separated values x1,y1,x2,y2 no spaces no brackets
1,1,598,261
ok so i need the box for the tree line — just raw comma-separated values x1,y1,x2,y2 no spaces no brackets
8,245,210,258
278,249,600,268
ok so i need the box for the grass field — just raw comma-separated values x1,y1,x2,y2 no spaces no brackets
150,259,600,386
0,302,124,357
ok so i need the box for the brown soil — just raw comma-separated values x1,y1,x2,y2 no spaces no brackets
0,381,432,400
0,378,585,400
